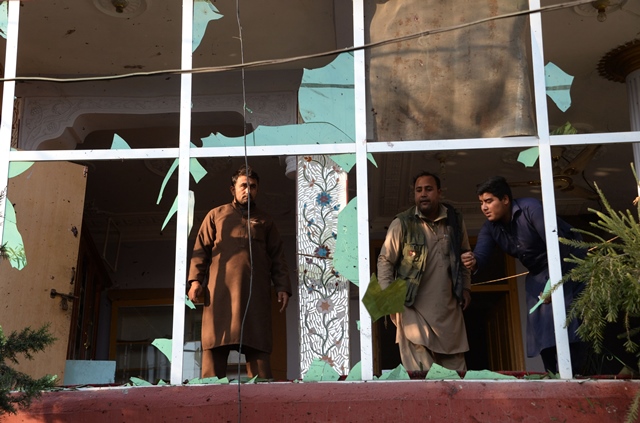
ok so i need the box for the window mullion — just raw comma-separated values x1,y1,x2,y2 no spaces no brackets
0,0,20,247
528,0,572,379
170,0,194,386
353,0,373,381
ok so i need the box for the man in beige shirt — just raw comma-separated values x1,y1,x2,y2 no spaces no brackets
377,171,472,372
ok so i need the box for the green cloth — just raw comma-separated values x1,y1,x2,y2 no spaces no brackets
362,274,407,322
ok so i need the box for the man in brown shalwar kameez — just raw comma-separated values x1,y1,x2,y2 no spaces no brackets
187,165,292,380
377,171,472,372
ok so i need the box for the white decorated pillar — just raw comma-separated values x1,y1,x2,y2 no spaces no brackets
296,155,351,377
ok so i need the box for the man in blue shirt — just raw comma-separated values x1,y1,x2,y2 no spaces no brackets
461,176,586,374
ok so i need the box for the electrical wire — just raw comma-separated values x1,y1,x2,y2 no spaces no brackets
470,236,620,287
234,1,252,422
581,171,604,210
0,0,593,85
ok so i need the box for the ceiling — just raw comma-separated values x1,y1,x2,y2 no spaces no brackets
8,0,640,244
14,0,345,76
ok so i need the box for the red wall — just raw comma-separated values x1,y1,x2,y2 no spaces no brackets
6,380,639,422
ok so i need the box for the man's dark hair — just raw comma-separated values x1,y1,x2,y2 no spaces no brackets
476,176,512,202
231,165,260,186
411,171,441,189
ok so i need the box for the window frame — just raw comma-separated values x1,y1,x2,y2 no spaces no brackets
1,0,639,384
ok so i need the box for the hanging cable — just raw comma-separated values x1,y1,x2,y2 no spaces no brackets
234,0,252,422
470,236,619,287
0,0,593,84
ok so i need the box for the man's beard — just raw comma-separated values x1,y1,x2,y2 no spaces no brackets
417,201,433,216
234,195,255,209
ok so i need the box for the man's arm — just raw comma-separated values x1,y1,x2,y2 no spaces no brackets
187,210,216,297
265,219,292,312
277,291,289,313
461,221,495,273
459,218,472,310
187,281,202,302
377,219,403,290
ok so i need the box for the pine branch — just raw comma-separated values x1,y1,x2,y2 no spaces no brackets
0,369,57,415
0,325,56,365
0,243,7,261
559,173,640,358
626,375,640,423
0,325,58,415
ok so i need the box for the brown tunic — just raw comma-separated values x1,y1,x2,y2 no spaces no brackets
188,202,292,353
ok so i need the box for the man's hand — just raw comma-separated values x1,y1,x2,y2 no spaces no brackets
460,289,472,311
277,291,290,313
188,281,202,302
461,251,477,272
539,291,551,304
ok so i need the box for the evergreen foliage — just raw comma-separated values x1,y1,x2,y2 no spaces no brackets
560,190,640,356
0,242,7,262
0,325,57,415
558,168,640,423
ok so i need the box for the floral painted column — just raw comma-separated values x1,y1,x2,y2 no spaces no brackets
297,155,350,376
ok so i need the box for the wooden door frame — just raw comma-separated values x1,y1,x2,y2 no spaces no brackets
468,235,524,371
67,224,111,361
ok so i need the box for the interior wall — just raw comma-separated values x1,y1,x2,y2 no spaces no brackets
104,240,176,290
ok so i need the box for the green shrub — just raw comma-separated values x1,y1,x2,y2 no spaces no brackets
0,325,57,415
559,166,640,422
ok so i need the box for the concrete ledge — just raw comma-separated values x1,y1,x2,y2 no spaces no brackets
6,379,639,422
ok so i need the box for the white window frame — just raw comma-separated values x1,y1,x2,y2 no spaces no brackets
1,0,639,385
